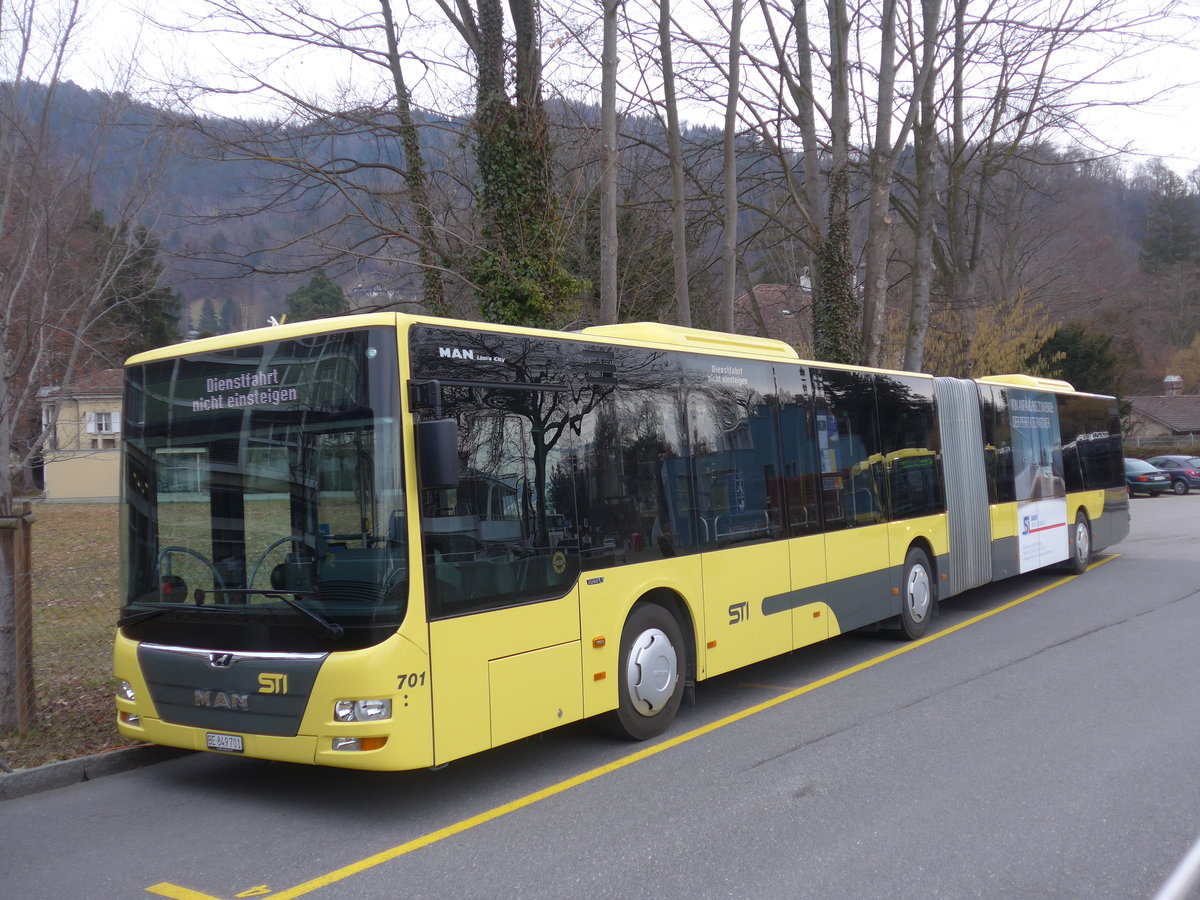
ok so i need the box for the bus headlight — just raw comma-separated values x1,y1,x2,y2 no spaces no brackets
118,680,137,702
334,699,392,722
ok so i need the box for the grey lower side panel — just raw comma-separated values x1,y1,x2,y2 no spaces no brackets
991,536,1021,582
762,552,949,633
1093,495,1131,552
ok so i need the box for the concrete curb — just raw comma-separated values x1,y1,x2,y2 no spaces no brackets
0,745,192,802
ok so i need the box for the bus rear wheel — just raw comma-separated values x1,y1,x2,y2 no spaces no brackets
898,547,935,640
603,603,685,741
1069,511,1091,574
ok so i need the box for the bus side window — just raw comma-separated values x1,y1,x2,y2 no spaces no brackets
875,374,943,520
817,370,883,531
422,385,580,618
685,358,783,549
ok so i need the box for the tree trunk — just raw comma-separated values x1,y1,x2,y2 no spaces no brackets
903,0,942,372
380,0,446,315
812,0,859,364
659,0,691,327
791,0,824,236
719,0,744,333
860,0,898,367
599,0,620,325
0,398,17,731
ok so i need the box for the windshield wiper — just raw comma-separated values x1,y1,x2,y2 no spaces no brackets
274,592,344,639
119,607,167,626
118,602,232,627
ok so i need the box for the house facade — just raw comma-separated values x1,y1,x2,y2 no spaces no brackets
37,368,124,500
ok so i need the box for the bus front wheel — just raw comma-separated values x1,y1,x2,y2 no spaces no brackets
898,547,935,640
603,604,685,741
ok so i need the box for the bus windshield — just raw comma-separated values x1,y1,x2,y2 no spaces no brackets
120,327,407,652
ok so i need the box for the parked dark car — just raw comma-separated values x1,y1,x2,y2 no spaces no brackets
1146,455,1200,495
1125,458,1170,497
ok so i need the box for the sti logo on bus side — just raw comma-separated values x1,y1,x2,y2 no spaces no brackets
194,690,250,711
438,346,505,364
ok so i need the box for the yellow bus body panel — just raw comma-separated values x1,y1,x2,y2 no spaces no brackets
1068,488,1106,526
702,542,791,678
991,502,1018,540
428,592,581,764
824,523,891,586
578,556,704,717
888,513,950,590
789,532,833,649
488,641,583,748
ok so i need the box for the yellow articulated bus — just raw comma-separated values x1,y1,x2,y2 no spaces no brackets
113,313,1128,770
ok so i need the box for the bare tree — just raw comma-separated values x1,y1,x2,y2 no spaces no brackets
658,0,692,326
1,0,169,730
158,1,479,313
859,0,941,366
902,0,1186,371
702,0,861,361
380,0,447,313
718,0,744,332
902,0,943,371
434,0,587,325
811,0,859,363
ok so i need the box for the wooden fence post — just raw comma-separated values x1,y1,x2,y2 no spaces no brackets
0,501,36,733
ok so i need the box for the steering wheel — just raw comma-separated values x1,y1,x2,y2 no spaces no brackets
248,537,315,590
157,546,225,594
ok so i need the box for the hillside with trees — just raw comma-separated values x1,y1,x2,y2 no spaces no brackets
12,78,1192,398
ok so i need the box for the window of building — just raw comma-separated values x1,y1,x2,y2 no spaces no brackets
87,411,119,435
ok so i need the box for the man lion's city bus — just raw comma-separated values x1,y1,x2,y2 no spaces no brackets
114,313,1128,770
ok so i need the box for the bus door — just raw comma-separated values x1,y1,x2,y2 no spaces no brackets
419,387,583,764
814,370,894,633
688,359,792,677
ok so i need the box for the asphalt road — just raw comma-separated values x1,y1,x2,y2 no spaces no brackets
3,493,1199,899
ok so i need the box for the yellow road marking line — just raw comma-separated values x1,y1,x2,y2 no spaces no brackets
147,883,224,900
151,556,1115,899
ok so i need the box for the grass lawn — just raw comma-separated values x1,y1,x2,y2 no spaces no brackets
0,503,125,771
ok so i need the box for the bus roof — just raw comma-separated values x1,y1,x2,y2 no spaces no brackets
129,312,1089,394
123,312,404,367
580,322,799,360
976,374,1077,392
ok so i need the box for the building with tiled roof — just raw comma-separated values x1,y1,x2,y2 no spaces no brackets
1128,377,1200,443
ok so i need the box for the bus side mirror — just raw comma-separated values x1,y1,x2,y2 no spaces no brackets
417,418,458,488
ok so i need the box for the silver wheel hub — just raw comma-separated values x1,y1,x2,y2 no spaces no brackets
906,564,931,623
625,627,678,717
1076,520,1090,565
